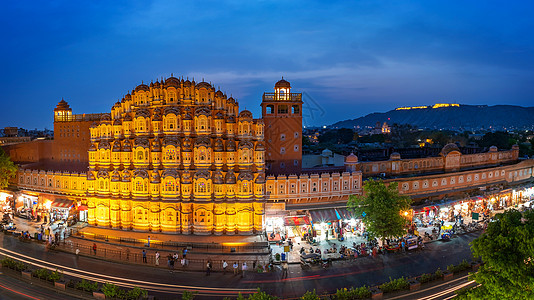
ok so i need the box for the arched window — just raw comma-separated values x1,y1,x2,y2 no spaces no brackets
137,150,144,160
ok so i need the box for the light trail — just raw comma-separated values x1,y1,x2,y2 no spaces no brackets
0,247,256,297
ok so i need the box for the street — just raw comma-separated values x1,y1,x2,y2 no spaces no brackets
0,230,480,299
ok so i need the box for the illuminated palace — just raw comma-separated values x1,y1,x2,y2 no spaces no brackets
3,76,534,236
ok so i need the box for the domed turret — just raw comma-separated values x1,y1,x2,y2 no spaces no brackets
275,77,291,88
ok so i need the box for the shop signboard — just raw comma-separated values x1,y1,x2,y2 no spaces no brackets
472,212,479,220
284,245,290,252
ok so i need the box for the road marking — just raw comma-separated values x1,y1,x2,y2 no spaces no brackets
0,246,256,295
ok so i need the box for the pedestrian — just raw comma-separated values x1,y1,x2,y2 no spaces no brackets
75,247,80,257
401,240,406,253
63,231,66,244
233,262,238,275
170,254,175,272
206,260,212,276
147,235,151,248
173,252,179,262
182,247,187,259
167,254,172,271
222,260,228,275
92,243,97,255
155,251,160,266
241,262,247,278
181,257,186,268
142,249,147,263
282,261,288,278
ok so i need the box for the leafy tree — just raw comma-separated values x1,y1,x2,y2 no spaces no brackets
478,131,514,150
465,210,534,299
0,148,17,189
347,180,412,243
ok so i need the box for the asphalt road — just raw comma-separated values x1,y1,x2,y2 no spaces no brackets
0,232,481,299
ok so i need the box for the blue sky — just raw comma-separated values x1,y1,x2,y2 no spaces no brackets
1,1,533,129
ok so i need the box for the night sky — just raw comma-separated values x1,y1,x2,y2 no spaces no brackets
1,1,533,129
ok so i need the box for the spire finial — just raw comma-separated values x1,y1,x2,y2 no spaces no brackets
171,72,173,77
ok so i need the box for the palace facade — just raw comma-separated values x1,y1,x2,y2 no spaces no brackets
4,76,534,236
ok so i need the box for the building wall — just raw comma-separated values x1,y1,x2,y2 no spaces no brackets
2,140,53,164
15,169,87,197
389,159,534,198
85,78,266,235
261,81,302,175
53,119,94,163
358,146,519,177
265,171,362,206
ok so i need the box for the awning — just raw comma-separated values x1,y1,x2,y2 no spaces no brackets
52,199,74,209
335,208,355,220
283,215,311,226
77,205,88,211
309,209,338,223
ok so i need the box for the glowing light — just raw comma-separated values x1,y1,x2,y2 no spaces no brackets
44,201,52,210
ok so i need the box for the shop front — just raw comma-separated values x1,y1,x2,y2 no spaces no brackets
308,207,357,241
49,198,75,224
0,191,14,213
17,193,38,219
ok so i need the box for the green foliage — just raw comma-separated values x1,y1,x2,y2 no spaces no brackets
347,180,412,241
48,269,62,282
275,253,280,261
379,277,410,293
102,282,120,298
0,148,17,189
300,290,321,300
76,279,99,292
127,286,148,300
434,268,443,279
32,268,50,280
466,209,534,299
447,260,471,273
236,288,278,300
1,257,26,271
419,273,432,283
182,290,197,300
333,286,372,299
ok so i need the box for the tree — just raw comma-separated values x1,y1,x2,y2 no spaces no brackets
0,148,17,189
347,180,412,243
463,210,534,299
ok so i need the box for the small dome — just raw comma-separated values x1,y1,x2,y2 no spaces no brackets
135,83,149,92
113,119,122,126
213,171,224,184
112,142,121,152
183,79,192,87
214,139,224,152
215,90,224,97
255,173,265,184
121,170,131,181
275,77,291,88
122,141,132,152
239,110,253,120
238,171,253,181
345,153,358,163
123,114,132,121
151,171,161,183
321,149,333,157
489,146,498,152
165,76,180,88
225,171,236,184
255,142,265,151
195,81,212,89
389,152,401,160
152,138,161,152
54,99,71,112
111,170,121,182
226,139,236,152
227,97,235,103
441,143,461,156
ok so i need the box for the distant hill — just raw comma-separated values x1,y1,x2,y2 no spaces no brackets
331,104,534,130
